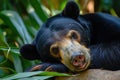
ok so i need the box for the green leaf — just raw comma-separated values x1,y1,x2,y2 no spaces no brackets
2,71,50,80
0,11,32,44
0,55,5,63
0,46,23,73
11,52,23,73
2,71,70,80
27,4,43,27
102,0,113,10
0,30,8,47
29,0,48,22
19,76,52,80
0,67,16,73
39,71,70,76
0,67,16,77
0,47,19,54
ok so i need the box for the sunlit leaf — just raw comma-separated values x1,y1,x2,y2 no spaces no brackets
2,71,50,80
29,0,48,22
27,4,43,27
2,71,70,80
18,76,52,80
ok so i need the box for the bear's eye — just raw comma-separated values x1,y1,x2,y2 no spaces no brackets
51,46,59,54
71,31,78,39
50,45,60,58
67,30,80,42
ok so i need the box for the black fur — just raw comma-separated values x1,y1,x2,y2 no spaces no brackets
90,41,120,70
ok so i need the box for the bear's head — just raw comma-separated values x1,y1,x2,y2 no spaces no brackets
20,1,91,72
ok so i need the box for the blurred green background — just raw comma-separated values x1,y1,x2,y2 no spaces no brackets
0,0,120,79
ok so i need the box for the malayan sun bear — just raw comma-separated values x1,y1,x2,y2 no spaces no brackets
20,1,120,73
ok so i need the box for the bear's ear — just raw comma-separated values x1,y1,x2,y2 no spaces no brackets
62,1,80,19
20,44,40,60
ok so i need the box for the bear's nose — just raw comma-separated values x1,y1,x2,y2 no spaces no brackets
71,54,85,67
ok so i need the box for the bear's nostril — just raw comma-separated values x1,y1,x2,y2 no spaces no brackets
79,55,85,61
75,60,77,62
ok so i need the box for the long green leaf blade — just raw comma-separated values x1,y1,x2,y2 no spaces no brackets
0,11,32,44
11,52,23,73
2,71,70,80
29,0,48,22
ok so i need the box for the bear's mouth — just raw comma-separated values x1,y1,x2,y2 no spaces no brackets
72,55,86,69
61,54,90,72
73,59,89,71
